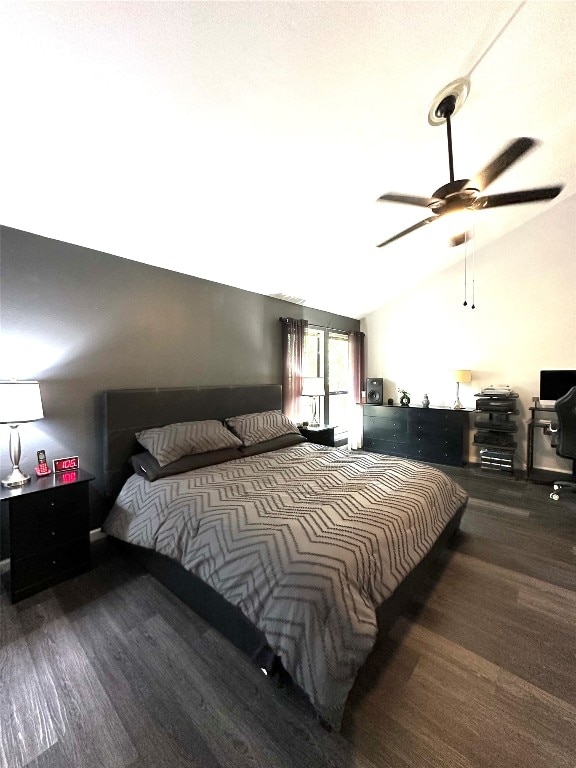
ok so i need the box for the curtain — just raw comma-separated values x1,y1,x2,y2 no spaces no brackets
280,317,308,422
348,331,365,404
348,331,365,449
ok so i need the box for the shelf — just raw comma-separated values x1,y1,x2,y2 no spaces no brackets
474,440,517,450
474,393,518,475
474,420,518,432
529,405,556,413
474,391,518,397
475,409,519,415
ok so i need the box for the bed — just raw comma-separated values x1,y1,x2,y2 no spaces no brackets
101,385,468,729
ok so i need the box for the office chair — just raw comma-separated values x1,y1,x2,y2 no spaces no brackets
549,386,576,501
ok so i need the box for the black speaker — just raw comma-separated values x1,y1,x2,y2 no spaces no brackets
366,378,383,405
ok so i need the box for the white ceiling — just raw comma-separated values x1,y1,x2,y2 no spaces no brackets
1,1,574,319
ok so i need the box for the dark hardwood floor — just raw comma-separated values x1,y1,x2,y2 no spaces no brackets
1,466,575,768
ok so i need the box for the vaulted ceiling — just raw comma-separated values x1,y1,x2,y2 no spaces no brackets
1,1,574,318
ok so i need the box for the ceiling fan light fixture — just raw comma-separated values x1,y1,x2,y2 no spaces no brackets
377,82,563,249
437,208,474,242
427,183,479,214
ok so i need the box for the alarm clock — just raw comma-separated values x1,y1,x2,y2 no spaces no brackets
53,456,80,473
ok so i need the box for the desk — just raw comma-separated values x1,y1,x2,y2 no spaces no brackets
527,403,556,481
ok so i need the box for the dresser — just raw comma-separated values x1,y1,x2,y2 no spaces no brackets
0,469,94,603
363,404,470,466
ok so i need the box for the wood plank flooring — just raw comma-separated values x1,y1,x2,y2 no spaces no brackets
1,468,575,768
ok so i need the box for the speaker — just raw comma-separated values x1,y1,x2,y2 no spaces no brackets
366,378,383,405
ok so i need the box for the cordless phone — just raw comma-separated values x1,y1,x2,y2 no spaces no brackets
35,450,52,477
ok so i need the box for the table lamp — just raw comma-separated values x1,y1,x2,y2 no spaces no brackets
0,380,44,488
301,377,325,427
453,370,472,410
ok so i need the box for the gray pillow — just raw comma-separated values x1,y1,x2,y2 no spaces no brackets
239,433,306,456
131,448,243,481
136,419,242,466
225,410,300,447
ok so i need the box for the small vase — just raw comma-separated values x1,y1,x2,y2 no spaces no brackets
422,394,430,408
400,393,410,407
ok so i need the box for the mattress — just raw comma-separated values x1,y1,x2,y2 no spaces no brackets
103,442,468,727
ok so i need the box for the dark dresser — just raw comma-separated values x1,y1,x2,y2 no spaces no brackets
363,404,471,466
1,469,94,603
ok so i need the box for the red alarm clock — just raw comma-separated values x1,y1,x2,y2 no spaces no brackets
53,456,80,473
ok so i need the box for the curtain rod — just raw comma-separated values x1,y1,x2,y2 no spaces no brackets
279,317,362,337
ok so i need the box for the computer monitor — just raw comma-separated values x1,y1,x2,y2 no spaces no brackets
539,370,576,402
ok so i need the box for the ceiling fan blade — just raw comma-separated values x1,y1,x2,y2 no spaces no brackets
473,185,563,209
472,137,539,191
377,192,432,207
377,216,437,248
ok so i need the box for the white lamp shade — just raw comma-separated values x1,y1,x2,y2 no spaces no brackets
301,377,325,397
0,381,44,423
454,370,472,384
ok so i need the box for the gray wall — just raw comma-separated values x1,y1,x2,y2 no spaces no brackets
0,226,359,525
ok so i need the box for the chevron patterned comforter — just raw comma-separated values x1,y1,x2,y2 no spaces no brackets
103,443,468,727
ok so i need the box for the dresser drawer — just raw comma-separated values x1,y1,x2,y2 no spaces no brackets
10,505,89,558
10,483,87,518
363,437,408,456
9,484,89,558
416,447,462,466
363,416,408,443
10,537,90,593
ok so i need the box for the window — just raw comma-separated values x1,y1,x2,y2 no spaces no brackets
302,326,351,444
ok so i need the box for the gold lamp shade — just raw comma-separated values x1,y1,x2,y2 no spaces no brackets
454,369,472,384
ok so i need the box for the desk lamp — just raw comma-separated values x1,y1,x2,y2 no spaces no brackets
302,377,325,427
453,370,472,410
0,380,44,488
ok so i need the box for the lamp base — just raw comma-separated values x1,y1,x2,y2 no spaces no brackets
1,467,31,488
310,397,320,427
453,399,464,410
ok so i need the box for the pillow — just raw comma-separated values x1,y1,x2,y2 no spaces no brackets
136,420,242,466
131,447,243,481
239,433,306,456
225,410,300,447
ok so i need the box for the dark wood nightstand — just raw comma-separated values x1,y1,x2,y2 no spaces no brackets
0,469,94,603
299,425,336,447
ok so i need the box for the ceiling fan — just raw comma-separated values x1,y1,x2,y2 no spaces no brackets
376,94,563,248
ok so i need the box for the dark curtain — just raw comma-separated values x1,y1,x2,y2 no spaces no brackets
348,331,365,404
280,317,309,421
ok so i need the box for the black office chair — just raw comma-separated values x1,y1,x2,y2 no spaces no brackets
549,386,576,501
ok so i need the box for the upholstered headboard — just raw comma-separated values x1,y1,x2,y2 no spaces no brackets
102,385,282,503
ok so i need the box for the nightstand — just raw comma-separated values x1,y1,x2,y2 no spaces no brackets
0,469,94,603
299,425,336,447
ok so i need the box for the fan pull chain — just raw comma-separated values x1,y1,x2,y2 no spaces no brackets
471,233,476,309
462,224,477,309
471,220,476,308
463,230,468,306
